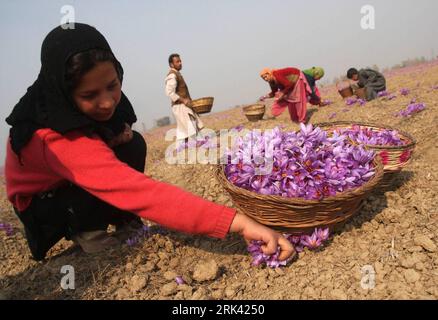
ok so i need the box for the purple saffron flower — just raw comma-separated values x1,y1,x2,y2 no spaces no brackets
300,233,322,249
175,276,185,285
329,112,337,119
357,99,367,106
400,88,410,96
0,223,14,236
345,97,357,106
126,237,138,246
321,99,332,106
377,90,389,98
315,228,330,242
225,125,377,200
397,103,426,117
247,240,292,268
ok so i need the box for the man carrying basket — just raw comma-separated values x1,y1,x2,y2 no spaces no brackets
165,53,204,143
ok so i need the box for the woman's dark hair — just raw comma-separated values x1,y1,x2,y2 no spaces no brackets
65,48,122,91
347,68,358,79
168,53,180,66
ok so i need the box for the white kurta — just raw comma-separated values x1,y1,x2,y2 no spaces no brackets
165,71,204,140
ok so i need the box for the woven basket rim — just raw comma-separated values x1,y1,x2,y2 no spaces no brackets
216,156,384,205
315,121,417,150
192,96,214,101
243,104,265,111
192,97,214,106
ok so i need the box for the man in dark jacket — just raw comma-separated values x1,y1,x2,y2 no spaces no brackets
347,68,386,101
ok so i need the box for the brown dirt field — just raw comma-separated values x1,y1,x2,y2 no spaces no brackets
1,62,437,300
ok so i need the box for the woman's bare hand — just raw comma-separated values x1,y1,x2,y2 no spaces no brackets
229,212,295,261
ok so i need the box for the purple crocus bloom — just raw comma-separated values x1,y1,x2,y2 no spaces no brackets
175,276,185,285
400,88,410,96
329,112,337,119
315,228,330,242
300,233,322,249
126,237,138,246
0,223,14,236
357,99,367,106
377,90,389,98
397,103,426,117
226,125,376,200
233,124,245,132
251,253,266,267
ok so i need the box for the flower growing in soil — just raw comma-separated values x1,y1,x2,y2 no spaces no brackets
125,225,153,247
321,99,332,106
345,97,357,106
247,227,331,268
175,276,185,285
400,88,410,96
396,103,426,117
0,223,14,236
357,99,367,106
377,90,389,98
300,233,322,249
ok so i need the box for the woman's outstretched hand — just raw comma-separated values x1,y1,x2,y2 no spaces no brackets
229,212,296,261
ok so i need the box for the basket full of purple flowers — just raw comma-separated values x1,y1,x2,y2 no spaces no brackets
216,124,384,234
316,121,416,188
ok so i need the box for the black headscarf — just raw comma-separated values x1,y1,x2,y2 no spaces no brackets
5,23,137,156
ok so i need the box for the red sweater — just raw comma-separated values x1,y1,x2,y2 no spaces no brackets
271,68,301,95
4,128,236,239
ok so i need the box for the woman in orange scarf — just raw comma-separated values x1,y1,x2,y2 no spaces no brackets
260,67,323,123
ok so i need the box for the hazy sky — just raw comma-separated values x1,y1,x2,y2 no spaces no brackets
1,0,438,161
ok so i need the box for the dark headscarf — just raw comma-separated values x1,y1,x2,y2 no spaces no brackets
5,23,137,156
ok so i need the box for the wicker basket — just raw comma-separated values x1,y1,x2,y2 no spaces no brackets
191,97,214,114
354,87,367,99
338,87,354,98
216,157,384,234
243,104,265,122
317,121,416,189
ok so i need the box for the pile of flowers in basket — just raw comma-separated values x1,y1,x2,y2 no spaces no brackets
333,125,405,146
224,124,376,201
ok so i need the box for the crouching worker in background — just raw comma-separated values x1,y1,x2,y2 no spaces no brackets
347,67,386,101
